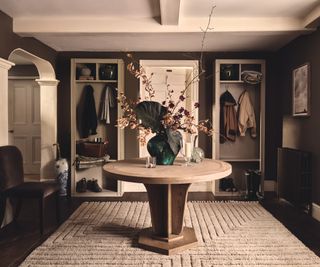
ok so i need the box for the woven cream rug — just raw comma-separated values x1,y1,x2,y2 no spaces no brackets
21,201,320,267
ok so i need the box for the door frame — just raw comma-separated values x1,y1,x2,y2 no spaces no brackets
124,59,202,192
138,60,199,158
0,48,59,180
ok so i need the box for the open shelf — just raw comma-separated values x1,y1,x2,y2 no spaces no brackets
70,58,125,197
73,189,121,197
76,80,118,83
213,190,241,197
213,59,265,198
220,80,244,84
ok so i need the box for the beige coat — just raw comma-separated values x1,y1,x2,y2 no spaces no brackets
238,90,256,138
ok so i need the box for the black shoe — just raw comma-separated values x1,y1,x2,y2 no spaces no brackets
220,178,228,191
87,179,102,192
228,178,238,192
87,179,93,191
76,178,87,193
224,178,237,192
92,179,102,192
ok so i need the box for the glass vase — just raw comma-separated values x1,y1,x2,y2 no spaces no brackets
147,133,181,165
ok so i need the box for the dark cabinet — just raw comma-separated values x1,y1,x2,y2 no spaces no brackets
277,147,312,212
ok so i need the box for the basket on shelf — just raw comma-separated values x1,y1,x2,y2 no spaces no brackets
76,141,108,158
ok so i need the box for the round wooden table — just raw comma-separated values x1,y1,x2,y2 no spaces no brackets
103,158,231,255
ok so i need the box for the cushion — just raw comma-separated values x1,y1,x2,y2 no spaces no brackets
4,182,60,198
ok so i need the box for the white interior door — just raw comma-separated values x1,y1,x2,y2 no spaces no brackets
8,79,41,174
139,67,194,158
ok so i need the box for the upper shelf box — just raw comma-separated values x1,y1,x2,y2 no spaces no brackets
220,64,240,81
75,63,119,81
220,63,262,82
76,63,96,81
98,63,118,81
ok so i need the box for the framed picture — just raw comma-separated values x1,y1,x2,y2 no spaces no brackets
292,63,310,117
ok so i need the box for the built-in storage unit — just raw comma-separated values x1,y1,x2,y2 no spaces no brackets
70,59,125,197
213,59,265,196
277,147,312,212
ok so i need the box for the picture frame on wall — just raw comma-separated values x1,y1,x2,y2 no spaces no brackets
292,63,310,117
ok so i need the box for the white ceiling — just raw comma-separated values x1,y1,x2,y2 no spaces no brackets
1,0,320,52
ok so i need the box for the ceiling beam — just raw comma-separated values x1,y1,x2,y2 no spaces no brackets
303,4,320,28
14,17,314,36
159,0,181,25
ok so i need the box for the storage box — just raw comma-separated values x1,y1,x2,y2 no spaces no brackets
76,141,108,158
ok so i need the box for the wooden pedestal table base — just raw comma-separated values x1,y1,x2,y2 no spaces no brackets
103,158,231,255
139,183,197,255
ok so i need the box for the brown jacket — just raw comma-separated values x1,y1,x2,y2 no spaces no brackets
220,91,238,143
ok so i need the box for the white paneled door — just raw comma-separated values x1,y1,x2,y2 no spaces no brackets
8,80,41,174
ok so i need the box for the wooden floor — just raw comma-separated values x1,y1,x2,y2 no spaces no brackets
0,192,319,267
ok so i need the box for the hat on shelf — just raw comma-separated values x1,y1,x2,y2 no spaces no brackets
241,70,263,84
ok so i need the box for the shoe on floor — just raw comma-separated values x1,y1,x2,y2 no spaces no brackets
221,178,237,192
219,178,228,191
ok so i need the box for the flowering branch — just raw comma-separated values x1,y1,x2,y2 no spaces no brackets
199,5,216,72
170,5,216,113
127,54,155,100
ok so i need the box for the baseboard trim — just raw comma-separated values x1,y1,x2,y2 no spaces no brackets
40,178,56,182
24,177,55,182
264,180,276,192
312,203,320,222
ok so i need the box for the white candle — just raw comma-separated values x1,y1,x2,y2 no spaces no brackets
185,142,192,158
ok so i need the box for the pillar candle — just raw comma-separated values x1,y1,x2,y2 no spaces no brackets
185,142,192,158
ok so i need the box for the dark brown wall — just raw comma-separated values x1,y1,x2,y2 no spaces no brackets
56,51,278,181
0,10,56,67
276,27,320,204
9,65,39,76
1,8,281,181
265,54,283,182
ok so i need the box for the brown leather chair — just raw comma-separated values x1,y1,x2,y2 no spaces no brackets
0,145,60,235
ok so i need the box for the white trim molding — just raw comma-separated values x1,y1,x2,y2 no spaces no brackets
0,58,15,70
36,79,59,86
0,58,15,229
14,17,315,34
0,58,15,146
8,48,59,180
312,203,320,222
9,76,39,80
35,79,59,180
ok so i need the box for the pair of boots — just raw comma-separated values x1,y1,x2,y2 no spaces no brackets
76,178,102,193
220,177,237,192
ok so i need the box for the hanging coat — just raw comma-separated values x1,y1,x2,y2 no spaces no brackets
237,90,256,138
78,85,98,138
99,85,116,124
220,90,238,143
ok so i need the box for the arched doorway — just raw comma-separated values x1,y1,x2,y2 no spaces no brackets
5,48,58,180
0,49,58,227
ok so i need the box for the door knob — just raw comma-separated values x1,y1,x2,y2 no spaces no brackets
8,130,14,133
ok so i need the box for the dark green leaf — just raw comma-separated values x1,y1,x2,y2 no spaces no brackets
165,128,182,155
134,101,167,133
